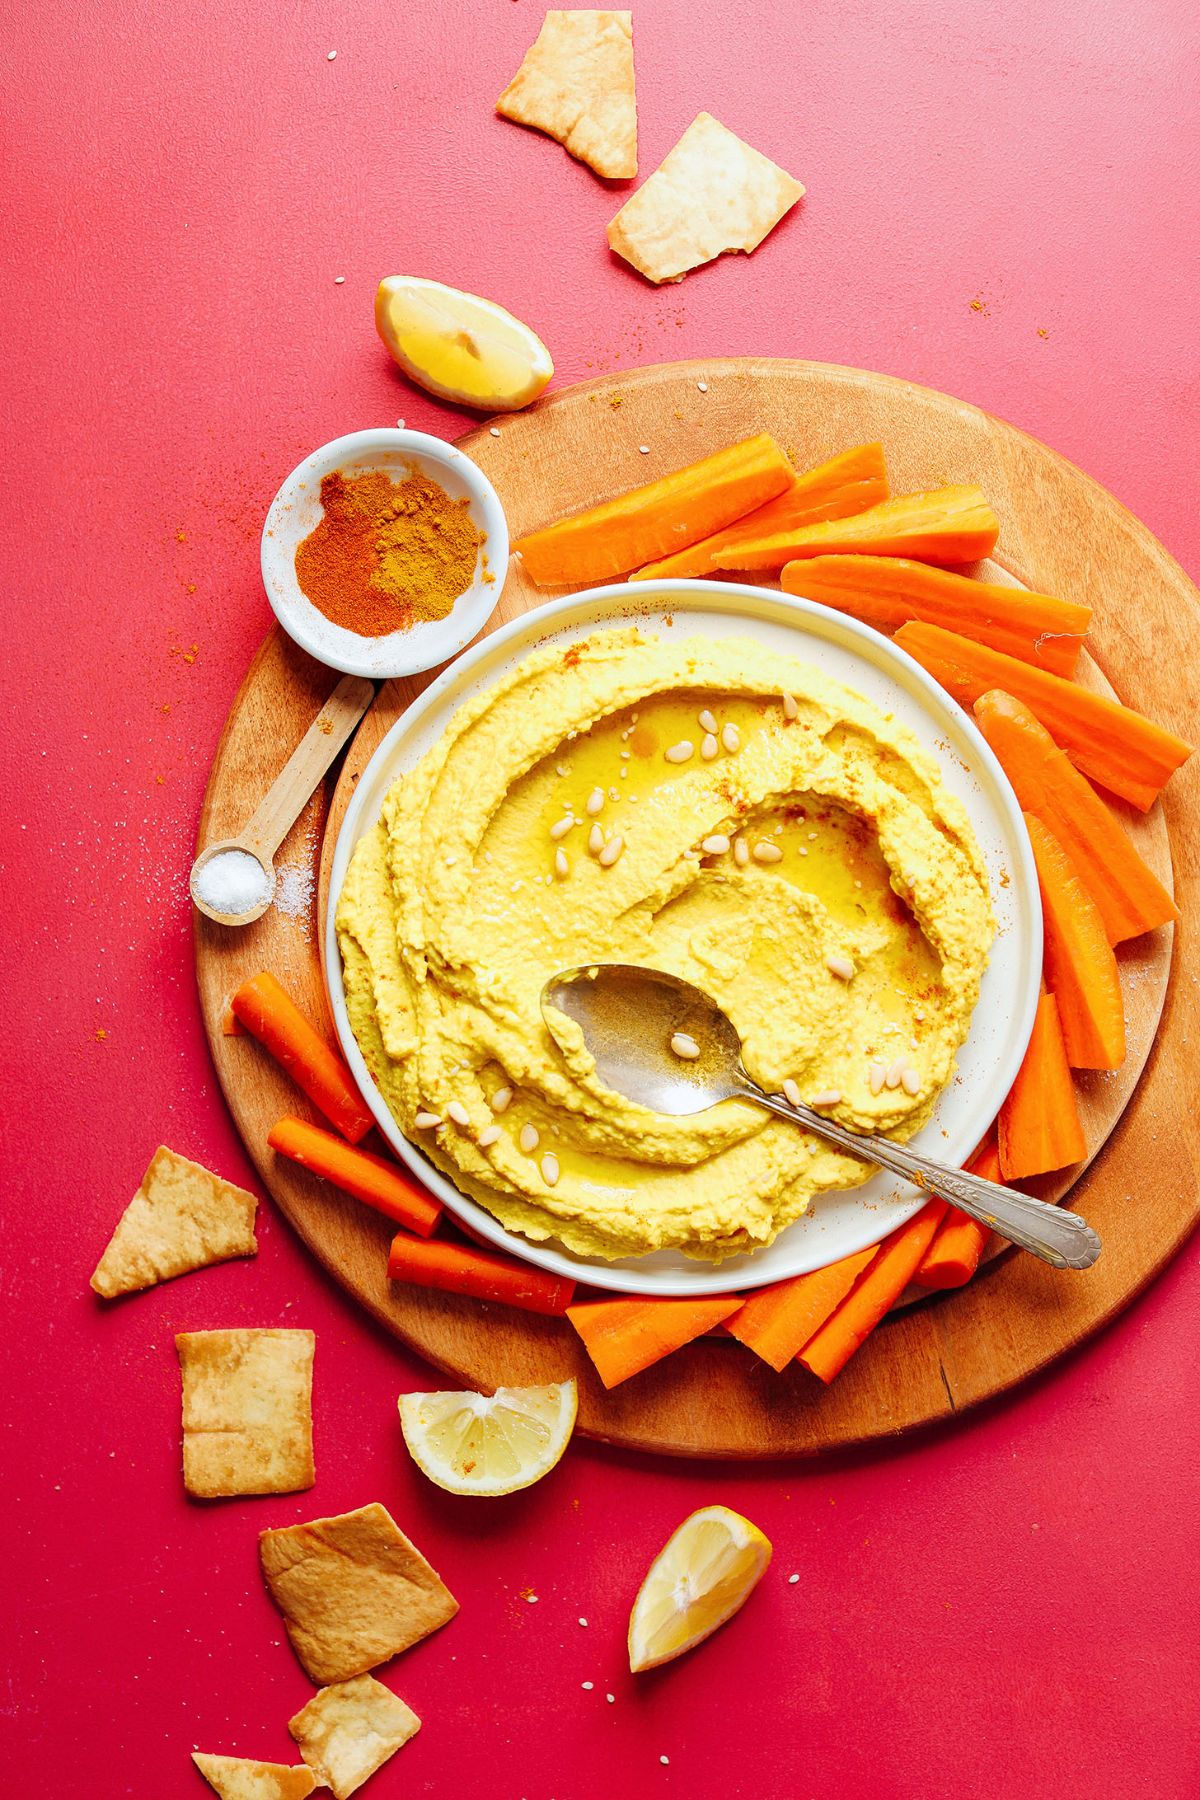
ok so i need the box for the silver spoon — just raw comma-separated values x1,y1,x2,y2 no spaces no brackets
541,963,1101,1272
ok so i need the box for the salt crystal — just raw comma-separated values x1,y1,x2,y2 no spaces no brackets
193,849,271,917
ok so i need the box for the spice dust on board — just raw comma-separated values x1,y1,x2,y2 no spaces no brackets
294,465,485,638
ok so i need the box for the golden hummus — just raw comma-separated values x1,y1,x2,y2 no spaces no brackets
336,629,994,1262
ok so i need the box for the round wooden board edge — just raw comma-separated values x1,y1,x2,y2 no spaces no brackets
195,357,1200,1458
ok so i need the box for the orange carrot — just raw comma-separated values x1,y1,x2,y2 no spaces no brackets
231,972,375,1143
997,992,1087,1180
781,555,1089,677
913,1135,1000,1290
895,622,1193,811
1025,814,1125,1070
387,1231,575,1315
222,1005,246,1036
797,1199,948,1384
565,1294,743,1388
974,690,1178,943
725,1248,877,1371
268,1116,442,1237
513,433,794,586
632,443,889,580
715,485,999,572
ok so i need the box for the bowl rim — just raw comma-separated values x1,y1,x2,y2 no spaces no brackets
259,426,509,679
322,578,1041,1295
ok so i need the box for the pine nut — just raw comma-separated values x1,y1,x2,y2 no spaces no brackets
782,1077,802,1107
671,1032,701,1060
549,815,575,839
665,740,694,764
477,1125,501,1147
554,848,569,879
519,1123,540,1154
810,1089,842,1107
752,841,783,863
446,1100,470,1126
491,1086,513,1113
698,708,718,734
701,834,730,855
541,1152,560,1186
721,723,740,753
414,1111,442,1129
700,733,719,761
733,837,750,867
782,693,799,720
598,835,624,867
826,954,855,981
585,787,605,816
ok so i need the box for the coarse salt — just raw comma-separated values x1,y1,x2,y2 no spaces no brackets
193,849,271,917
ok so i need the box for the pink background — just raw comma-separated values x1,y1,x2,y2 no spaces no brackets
5,1,1199,1795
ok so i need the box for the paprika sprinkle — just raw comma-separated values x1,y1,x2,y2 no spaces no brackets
294,465,485,637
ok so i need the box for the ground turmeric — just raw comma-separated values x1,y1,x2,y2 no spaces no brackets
294,465,483,637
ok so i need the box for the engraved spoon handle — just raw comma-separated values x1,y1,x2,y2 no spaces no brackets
746,1086,1101,1271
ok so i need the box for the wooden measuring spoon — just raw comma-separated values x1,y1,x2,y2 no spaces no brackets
190,672,376,926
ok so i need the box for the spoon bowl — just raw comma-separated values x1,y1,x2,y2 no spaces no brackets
541,963,1102,1272
189,839,276,926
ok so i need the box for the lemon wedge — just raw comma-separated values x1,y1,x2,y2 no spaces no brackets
398,1379,577,1496
375,277,553,411
628,1505,772,1671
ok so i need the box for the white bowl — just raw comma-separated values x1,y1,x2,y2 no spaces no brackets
260,428,508,678
324,580,1041,1296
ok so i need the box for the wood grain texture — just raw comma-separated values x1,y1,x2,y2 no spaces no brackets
195,359,1197,1457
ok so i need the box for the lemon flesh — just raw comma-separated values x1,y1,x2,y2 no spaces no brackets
376,276,553,411
628,1504,773,1671
398,1379,577,1496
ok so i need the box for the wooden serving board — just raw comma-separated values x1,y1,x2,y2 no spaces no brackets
195,359,1199,1458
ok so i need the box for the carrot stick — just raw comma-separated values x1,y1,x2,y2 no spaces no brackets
796,1199,948,1384
231,972,375,1143
894,622,1193,811
913,1135,1000,1290
725,1248,877,1371
513,433,795,586
716,485,999,572
974,690,1178,943
781,554,1090,677
997,992,1087,1180
387,1231,575,1315
268,1116,442,1237
1025,814,1125,1070
565,1294,742,1388
222,1005,246,1036
631,443,889,581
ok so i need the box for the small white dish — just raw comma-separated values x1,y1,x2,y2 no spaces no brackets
324,579,1042,1298
260,428,508,678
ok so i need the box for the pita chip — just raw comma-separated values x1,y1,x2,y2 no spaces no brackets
177,1328,315,1498
289,1675,421,1798
497,10,636,180
607,111,804,284
192,1752,316,1800
260,1501,458,1684
91,1146,257,1299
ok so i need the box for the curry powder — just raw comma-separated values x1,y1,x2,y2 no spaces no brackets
294,465,484,637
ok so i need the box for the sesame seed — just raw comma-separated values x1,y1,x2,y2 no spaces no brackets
490,426,501,437
554,848,569,878
519,1124,540,1154
721,722,740,753
639,444,650,454
491,1086,513,1113
550,815,575,839
665,739,694,763
810,1089,842,1107
914,1009,925,1022
782,692,799,719
598,834,624,867
447,1100,470,1127
701,834,730,854
826,954,855,981
556,763,570,777
477,1125,501,1147
671,1032,701,1060
782,1077,802,1107
414,1111,442,1129
541,1152,560,1186
620,748,631,759
525,1593,538,1603
698,708,718,733
752,841,783,864
901,1067,921,1095
586,787,605,816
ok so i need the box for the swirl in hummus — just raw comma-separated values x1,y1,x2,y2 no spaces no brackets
336,628,995,1262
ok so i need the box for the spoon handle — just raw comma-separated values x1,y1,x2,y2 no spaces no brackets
240,674,376,862
749,1088,1101,1270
